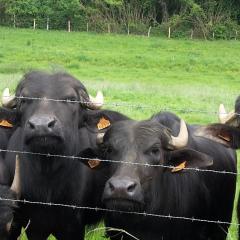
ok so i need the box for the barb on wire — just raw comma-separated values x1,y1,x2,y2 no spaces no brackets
0,149,238,176
3,95,240,116
0,197,239,227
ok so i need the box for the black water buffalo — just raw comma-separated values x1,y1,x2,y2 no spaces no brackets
0,71,129,239
195,97,240,148
80,112,237,240
0,106,17,183
0,157,19,240
195,96,240,239
0,185,17,240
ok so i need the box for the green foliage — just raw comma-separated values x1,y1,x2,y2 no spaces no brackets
212,20,239,40
0,0,239,38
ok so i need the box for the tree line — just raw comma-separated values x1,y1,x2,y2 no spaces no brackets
0,0,240,39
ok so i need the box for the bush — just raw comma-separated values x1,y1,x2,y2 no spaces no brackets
212,20,239,40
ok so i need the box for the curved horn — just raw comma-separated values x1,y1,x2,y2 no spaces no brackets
10,155,20,199
218,104,236,124
88,91,104,110
170,119,188,149
2,88,16,108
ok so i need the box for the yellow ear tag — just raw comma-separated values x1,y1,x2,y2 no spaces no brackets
88,159,101,169
97,117,111,130
171,161,187,173
0,120,13,128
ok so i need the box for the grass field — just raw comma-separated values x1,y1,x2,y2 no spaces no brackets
0,26,239,239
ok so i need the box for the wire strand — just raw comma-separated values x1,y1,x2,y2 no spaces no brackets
0,149,238,176
0,197,238,227
2,95,240,116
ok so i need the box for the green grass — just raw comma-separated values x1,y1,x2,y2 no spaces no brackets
0,26,239,239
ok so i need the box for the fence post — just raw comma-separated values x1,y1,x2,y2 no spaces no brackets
190,29,193,39
108,23,111,34
212,31,215,40
235,30,238,40
47,18,49,31
68,20,71,32
33,19,36,30
168,27,171,38
147,26,152,37
127,24,130,35
87,22,89,32
13,14,16,28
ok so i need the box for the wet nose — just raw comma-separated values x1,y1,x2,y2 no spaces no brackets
104,177,141,199
27,115,57,133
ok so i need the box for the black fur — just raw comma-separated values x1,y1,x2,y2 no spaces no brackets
0,185,17,240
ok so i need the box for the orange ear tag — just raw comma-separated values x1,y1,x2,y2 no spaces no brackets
97,117,111,130
88,159,101,169
0,120,13,128
171,161,187,173
218,134,231,142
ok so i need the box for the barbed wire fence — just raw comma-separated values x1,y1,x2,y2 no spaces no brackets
0,148,239,176
0,95,239,239
1,95,240,115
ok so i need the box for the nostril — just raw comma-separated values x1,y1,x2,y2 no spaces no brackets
127,182,137,193
28,120,35,130
48,119,56,129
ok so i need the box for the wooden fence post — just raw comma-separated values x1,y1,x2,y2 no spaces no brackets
33,19,36,30
87,22,89,32
190,29,193,39
47,18,49,31
147,26,152,37
212,31,215,40
168,27,171,38
108,23,111,33
127,24,130,35
13,14,16,28
68,20,71,32
235,30,238,40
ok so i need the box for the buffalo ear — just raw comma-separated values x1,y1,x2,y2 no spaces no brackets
194,124,240,149
166,149,213,173
0,107,18,126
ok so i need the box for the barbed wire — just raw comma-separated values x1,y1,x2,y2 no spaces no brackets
0,197,239,227
0,149,238,176
2,95,240,116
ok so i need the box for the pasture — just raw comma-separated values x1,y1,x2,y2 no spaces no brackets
0,26,239,239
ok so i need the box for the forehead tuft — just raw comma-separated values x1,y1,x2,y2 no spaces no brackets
16,71,87,96
108,120,168,143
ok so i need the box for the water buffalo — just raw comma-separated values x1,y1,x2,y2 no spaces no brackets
0,95,18,196
195,97,240,239
0,71,129,239
0,156,19,240
80,112,237,240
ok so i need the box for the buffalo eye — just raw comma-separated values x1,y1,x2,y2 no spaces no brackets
20,96,27,104
19,96,29,109
107,146,114,154
102,144,114,156
145,146,162,163
149,147,160,156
